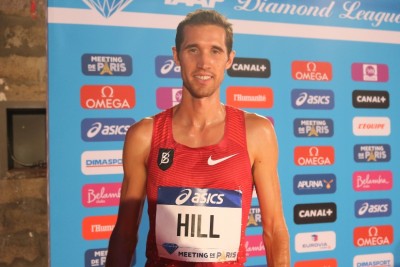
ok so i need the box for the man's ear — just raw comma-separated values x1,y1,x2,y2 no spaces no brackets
226,50,236,69
172,47,180,66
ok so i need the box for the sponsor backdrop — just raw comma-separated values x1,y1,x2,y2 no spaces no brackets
48,1,399,266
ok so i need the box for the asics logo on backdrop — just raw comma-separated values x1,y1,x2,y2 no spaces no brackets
292,89,334,109
156,56,181,78
175,189,224,205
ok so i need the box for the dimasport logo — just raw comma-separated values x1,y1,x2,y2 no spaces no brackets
294,202,336,224
353,116,390,136
353,144,390,163
247,206,261,227
353,225,393,248
82,54,132,76
292,60,332,81
353,253,394,267
227,57,271,78
81,118,135,142
293,118,333,137
85,248,108,267
226,86,273,108
291,89,334,109
82,182,121,208
294,146,334,166
155,55,181,78
352,90,389,109
351,63,389,82
293,173,336,195
295,231,336,253
156,87,182,110
295,258,337,267
81,85,135,109
245,235,265,257
353,170,393,192
81,150,123,175
82,215,117,240
355,199,392,218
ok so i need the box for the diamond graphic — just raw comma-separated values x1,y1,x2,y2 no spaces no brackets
162,243,179,255
83,0,133,18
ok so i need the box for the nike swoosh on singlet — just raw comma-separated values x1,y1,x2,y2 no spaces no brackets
207,153,239,166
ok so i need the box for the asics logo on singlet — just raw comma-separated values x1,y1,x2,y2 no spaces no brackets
175,189,224,205
207,153,238,166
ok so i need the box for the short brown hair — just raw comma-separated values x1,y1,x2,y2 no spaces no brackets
175,9,233,55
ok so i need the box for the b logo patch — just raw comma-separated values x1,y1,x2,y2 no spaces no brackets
158,148,174,171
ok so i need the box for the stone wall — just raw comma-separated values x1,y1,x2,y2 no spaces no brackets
0,0,48,266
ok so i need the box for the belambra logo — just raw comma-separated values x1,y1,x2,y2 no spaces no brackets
355,199,392,218
81,150,123,175
293,173,336,195
85,248,108,267
81,118,135,142
352,90,389,109
247,206,261,227
82,54,132,76
81,85,135,109
82,182,121,208
156,87,182,110
353,225,393,247
291,89,334,109
353,116,390,136
294,202,336,224
353,144,390,163
295,258,337,267
294,146,334,166
351,63,389,82
226,86,273,108
155,55,181,78
82,215,117,240
292,60,332,81
293,118,333,137
227,57,270,78
353,170,393,192
245,235,265,257
353,253,394,267
295,231,336,253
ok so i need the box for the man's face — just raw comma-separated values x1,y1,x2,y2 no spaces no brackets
173,24,235,99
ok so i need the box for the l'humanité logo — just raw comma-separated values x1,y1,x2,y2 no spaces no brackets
83,0,133,18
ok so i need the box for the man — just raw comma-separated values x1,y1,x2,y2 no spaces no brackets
106,9,290,267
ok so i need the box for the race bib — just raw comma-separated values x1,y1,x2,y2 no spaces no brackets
155,187,242,262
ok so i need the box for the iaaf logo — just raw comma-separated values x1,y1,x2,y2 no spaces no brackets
352,90,389,109
294,146,334,166
293,173,336,195
353,170,393,192
355,199,391,218
294,202,337,224
85,248,108,267
226,86,273,108
353,116,390,136
353,144,390,163
292,61,332,81
81,150,123,175
81,85,135,109
155,56,181,78
291,89,334,109
245,235,265,257
353,225,393,247
353,253,394,267
82,54,132,76
165,0,224,8
293,118,333,137
247,206,261,227
83,0,133,18
82,183,121,208
227,57,271,78
156,87,182,110
81,118,135,142
351,63,389,82
295,258,337,267
295,231,336,253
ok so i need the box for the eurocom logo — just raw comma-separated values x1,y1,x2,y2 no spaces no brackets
83,0,133,18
